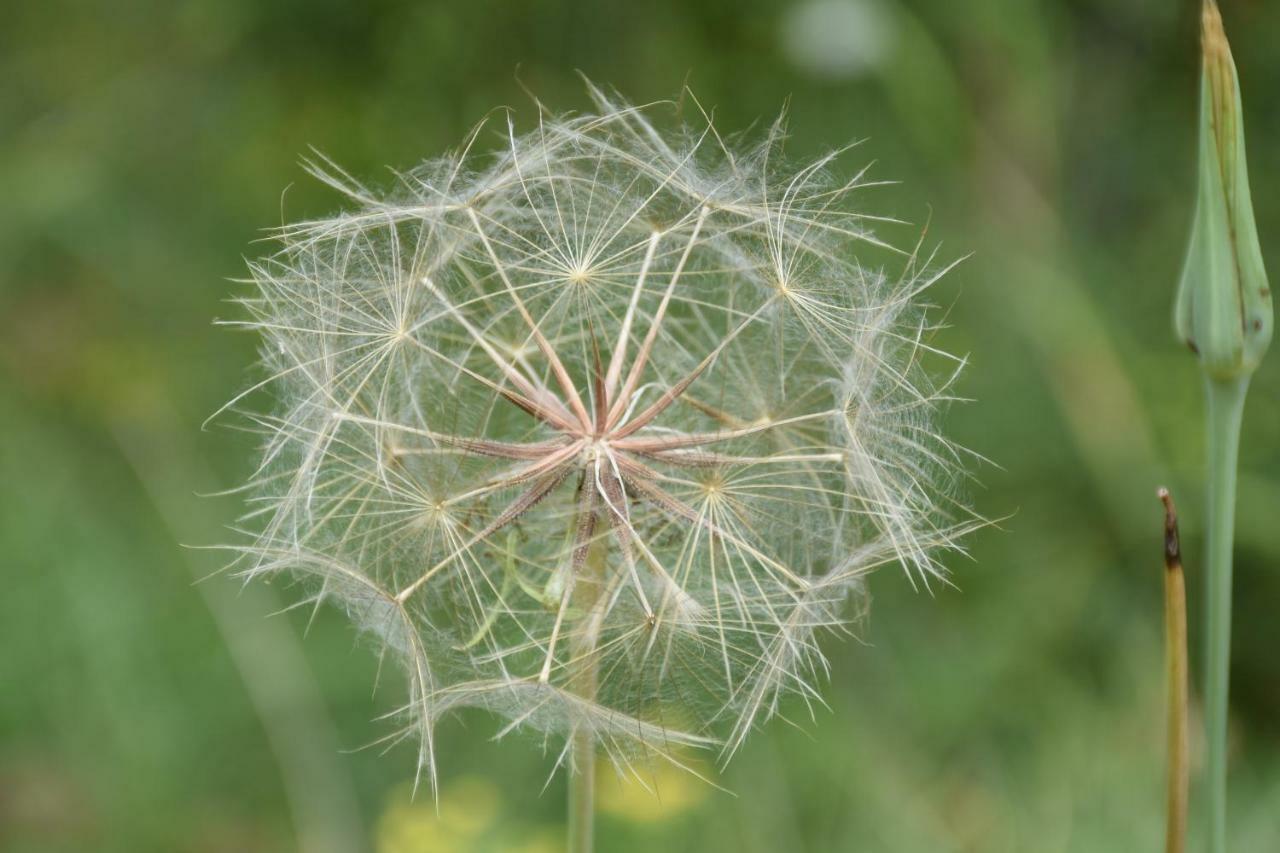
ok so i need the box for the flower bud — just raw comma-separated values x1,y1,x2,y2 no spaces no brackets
1175,1,1272,380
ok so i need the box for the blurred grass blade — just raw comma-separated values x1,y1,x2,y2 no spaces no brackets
1159,489,1188,853
111,412,368,853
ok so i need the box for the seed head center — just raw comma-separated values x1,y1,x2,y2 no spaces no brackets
583,438,612,462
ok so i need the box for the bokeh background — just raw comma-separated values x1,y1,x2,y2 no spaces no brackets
3,1,1279,850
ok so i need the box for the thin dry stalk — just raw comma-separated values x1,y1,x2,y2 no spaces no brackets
1158,487,1188,853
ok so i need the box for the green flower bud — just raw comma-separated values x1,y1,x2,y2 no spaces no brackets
1175,1,1272,380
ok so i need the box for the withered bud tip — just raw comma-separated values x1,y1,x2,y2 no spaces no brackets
1158,487,1182,571
1201,1,1232,76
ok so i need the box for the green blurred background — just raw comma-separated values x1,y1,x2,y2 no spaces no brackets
3,0,1279,850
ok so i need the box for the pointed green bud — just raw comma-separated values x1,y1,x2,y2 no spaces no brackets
1175,1,1272,380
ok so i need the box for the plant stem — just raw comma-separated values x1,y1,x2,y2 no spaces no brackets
1203,375,1247,853
1159,488,1188,853
568,711,596,853
568,509,607,853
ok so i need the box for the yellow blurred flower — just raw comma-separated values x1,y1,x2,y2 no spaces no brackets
595,758,710,824
497,829,562,853
376,776,500,853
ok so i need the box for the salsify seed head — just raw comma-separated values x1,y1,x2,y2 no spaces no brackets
223,86,975,792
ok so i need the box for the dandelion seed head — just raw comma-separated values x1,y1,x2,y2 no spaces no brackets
226,86,974,791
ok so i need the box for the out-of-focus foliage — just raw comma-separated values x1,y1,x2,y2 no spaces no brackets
2,1,1277,851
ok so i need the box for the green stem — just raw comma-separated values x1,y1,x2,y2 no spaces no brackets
568,718,596,853
1203,375,1247,853
568,510,607,853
